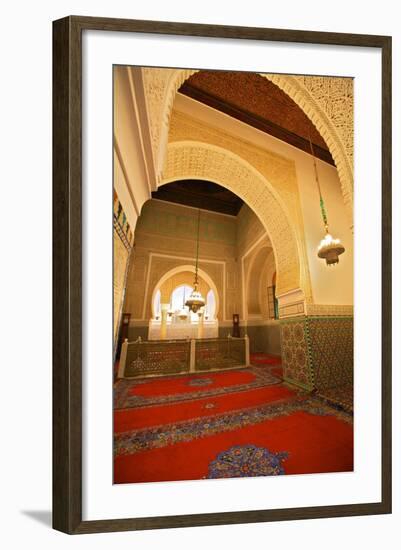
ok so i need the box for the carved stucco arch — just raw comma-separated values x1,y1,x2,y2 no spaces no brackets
150,264,220,319
144,68,353,227
161,141,301,297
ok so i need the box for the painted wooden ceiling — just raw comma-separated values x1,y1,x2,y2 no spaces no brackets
155,70,334,217
179,70,334,165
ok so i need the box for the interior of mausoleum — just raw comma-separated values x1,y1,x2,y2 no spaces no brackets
112,66,354,483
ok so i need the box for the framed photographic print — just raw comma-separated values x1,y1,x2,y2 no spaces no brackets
53,16,392,534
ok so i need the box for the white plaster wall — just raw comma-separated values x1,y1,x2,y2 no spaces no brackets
296,156,353,305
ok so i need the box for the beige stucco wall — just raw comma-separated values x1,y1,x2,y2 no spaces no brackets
296,157,353,306
236,204,266,258
124,196,280,326
124,199,239,325
167,108,309,301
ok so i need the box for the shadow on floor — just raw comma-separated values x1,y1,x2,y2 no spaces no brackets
21,510,52,528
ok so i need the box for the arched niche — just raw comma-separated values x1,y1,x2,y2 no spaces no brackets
150,264,220,319
160,271,209,301
155,271,210,317
161,141,302,298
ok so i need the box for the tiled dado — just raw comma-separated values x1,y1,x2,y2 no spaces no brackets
280,318,312,390
280,316,353,391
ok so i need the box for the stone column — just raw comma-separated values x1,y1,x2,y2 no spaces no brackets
160,303,169,340
197,311,204,339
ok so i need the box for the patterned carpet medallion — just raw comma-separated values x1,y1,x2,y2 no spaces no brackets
114,396,352,456
207,445,289,478
114,366,281,409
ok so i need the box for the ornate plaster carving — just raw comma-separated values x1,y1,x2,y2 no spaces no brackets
141,68,353,227
168,110,313,303
263,74,354,227
142,68,195,182
162,141,301,297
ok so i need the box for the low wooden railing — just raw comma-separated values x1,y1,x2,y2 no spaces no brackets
118,336,250,379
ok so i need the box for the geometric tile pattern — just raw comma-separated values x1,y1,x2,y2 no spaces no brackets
280,316,353,393
308,317,353,390
280,318,314,390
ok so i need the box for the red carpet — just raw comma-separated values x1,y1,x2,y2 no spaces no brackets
114,364,280,409
114,411,353,483
128,369,255,398
115,384,296,432
250,353,281,365
114,354,353,484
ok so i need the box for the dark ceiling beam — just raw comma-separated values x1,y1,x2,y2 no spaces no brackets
179,83,335,166
152,183,242,216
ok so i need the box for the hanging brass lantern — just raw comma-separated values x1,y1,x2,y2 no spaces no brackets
317,232,345,266
185,209,206,313
186,286,205,313
309,133,345,266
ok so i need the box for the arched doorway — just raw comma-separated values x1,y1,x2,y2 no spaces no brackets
162,141,302,300
149,264,220,340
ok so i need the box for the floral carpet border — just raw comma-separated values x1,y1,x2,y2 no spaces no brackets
114,366,281,410
114,396,353,456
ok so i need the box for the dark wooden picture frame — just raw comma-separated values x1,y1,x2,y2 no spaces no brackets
53,15,392,534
